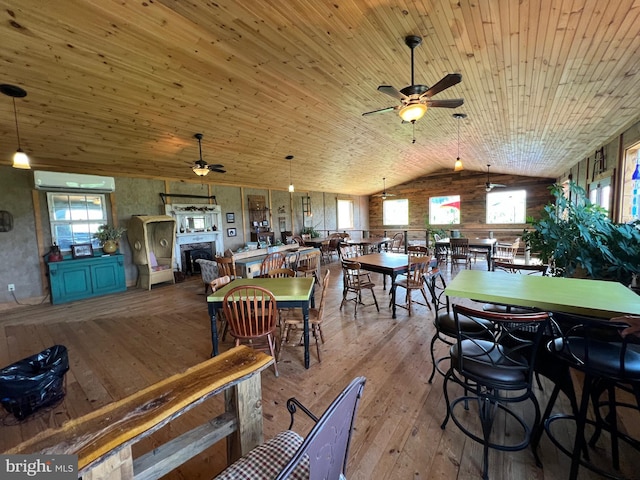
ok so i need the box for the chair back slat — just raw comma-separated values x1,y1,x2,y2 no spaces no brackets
260,252,287,277
223,286,278,339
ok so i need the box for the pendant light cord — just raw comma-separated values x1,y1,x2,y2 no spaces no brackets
456,114,460,162
12,97,22,149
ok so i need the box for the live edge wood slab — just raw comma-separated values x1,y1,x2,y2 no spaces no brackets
7,346,274,479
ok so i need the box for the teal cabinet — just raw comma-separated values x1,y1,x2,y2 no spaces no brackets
48,255,126,304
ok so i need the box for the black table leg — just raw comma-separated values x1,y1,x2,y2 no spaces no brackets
207,302,219,357
391,273,398,319
303,303,310,369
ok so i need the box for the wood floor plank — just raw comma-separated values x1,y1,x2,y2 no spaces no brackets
0,261,638,479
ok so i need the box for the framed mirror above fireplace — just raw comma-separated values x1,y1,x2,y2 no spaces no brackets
164,204,224,273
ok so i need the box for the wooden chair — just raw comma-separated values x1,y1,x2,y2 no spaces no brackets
392,255,432,316
267,268,296,278
210,275,231,340
215,255,238,280
292,234,306,246
215,376,366,480
322,236,341,263
296,250,321,284
259,251,286,277
389,232,404,252
282,270,331,362
340,260,379,317
407,245,430,257
433,233,449,265
493,237,521,264
222,285,280,377
449,238,472,271
339,244,359,259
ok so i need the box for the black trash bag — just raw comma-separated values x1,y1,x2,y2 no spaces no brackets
0,345,69,420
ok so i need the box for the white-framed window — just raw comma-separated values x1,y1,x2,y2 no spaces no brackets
486,190,526,223
383,198,409,226
589,178,611,214
429,195,460,225
47,192,108,251
337,199,354,229
621,143,640,223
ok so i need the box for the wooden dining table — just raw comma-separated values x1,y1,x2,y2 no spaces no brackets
207,277,316,368
349,252,411,319
344,237,392,254
445,269,640,318
436,237,497,271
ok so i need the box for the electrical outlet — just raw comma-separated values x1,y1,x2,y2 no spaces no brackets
8,284,15,292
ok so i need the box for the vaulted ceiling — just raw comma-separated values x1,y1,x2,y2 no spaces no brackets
1,1,639,195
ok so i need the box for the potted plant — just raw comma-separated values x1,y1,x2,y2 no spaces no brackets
301,226,321,238
94,224,126,254
522,182,640,283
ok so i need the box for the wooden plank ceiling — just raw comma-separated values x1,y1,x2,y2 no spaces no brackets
0,0,638,196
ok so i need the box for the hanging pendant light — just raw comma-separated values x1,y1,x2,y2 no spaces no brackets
286,155,295,192
1,84,30,169
453,113,467,172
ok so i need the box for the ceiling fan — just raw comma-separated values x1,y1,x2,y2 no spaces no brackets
362,35,464,124
189,133,226,176
372,177,396,200
479,164,506,192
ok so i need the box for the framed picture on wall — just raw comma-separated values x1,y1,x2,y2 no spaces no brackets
71,243,94,259
261,220,269,227
226,212,235,223
227,228,237,237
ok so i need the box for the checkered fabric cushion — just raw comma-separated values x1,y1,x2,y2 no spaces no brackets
214,430,309,479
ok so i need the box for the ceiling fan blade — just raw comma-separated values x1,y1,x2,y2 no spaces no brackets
209,167,226,173
362,106,397,116
491,183,506,188
207,164,224,169
421,73,462,98
427,98,464,108
377,85,407,101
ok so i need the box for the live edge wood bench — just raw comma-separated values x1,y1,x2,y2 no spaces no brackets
7,346,274,479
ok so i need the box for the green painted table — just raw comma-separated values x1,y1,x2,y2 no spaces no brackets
445,270,640,318
207,277,315,367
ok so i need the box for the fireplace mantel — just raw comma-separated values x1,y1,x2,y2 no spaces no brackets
165,204,224,271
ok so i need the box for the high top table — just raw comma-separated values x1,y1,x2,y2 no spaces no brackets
445,269,640,318
207,277,316,368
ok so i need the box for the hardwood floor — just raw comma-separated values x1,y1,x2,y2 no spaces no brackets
1,260,638,479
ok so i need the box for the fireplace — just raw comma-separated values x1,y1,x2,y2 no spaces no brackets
180,242,215,275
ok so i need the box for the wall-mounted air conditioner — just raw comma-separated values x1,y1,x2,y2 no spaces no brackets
34,171,116,192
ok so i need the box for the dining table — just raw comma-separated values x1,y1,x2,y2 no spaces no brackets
207,277,316,368
436,237,497,271
344,237,392,254
445,269,640,318
349,252,411,319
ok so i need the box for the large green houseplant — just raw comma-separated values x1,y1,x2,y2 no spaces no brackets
522,182,640,283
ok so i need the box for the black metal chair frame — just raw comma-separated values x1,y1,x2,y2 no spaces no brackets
540,313,640,480
441,304,552,480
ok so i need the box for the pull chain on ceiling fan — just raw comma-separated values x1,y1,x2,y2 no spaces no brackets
190,133,226,176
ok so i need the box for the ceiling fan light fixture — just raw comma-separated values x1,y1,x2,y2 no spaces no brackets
399,103,427,122
192,164,210,176
1,84,30,170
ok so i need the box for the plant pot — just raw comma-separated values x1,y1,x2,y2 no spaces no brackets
102,240,118,254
